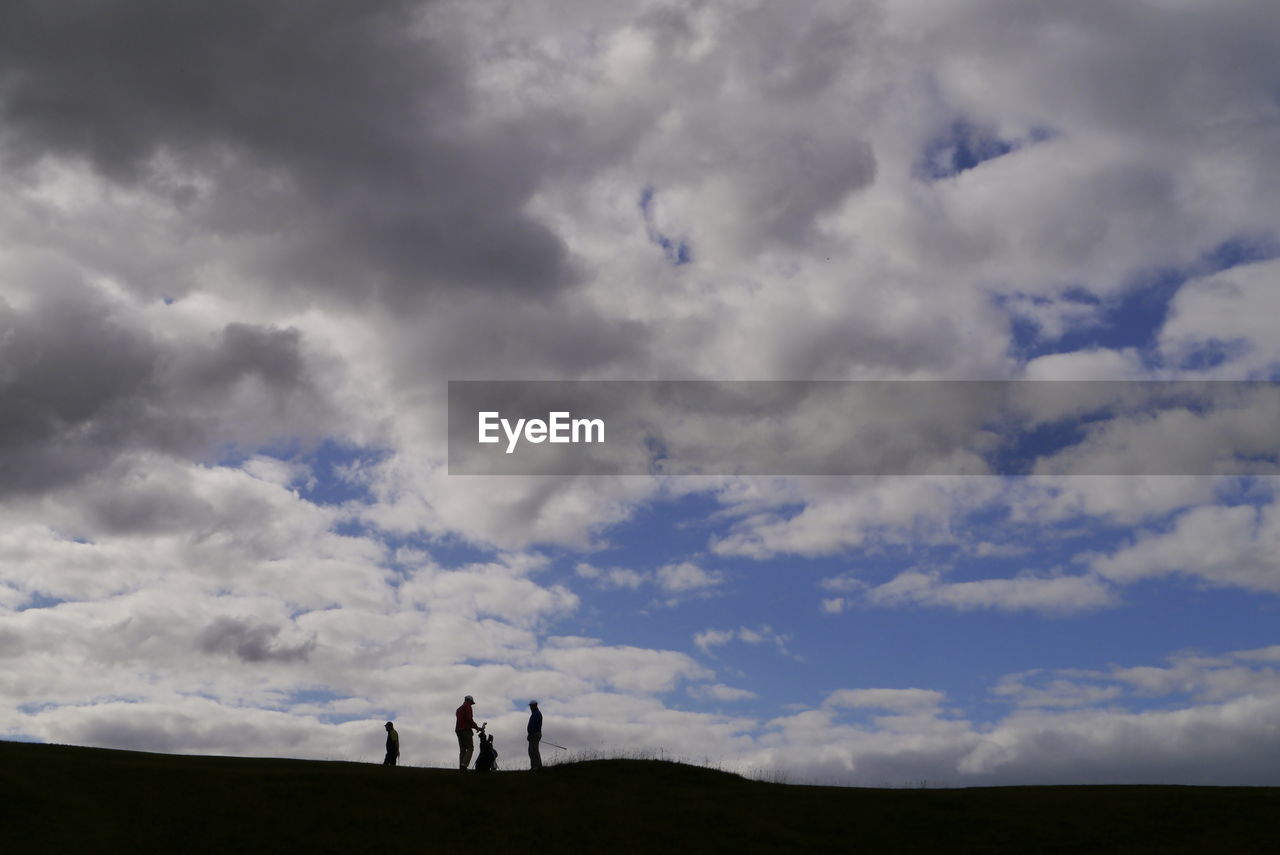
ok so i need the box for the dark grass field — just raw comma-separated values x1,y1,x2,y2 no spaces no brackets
2,740,1277,854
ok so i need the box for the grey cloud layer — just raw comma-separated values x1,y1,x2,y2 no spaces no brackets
0,0,575,304
0,284,328,497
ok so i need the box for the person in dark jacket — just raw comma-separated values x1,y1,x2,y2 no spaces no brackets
455,695,481,770
383,721,400,766
527,700,543,770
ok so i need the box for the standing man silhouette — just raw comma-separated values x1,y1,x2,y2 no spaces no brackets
383,721,400,766
527,700,543,770
455,695,481,770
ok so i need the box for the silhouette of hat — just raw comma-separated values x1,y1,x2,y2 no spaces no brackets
464,695,474,704
385,721,394,727
528,700,538,706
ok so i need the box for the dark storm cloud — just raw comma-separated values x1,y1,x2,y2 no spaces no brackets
195,616,315,663
173,323,307,394
0,285,329,497
0,0,577,304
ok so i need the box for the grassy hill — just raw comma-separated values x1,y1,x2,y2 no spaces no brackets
2,740,1277,854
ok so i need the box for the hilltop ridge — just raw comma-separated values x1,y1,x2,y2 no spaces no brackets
2,740,1277,854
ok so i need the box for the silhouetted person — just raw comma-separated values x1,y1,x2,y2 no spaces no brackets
527,700,543,770
475,726,497,773
383,721,400,766
455,695,481,770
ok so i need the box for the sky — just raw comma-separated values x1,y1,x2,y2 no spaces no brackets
2,0,1280,787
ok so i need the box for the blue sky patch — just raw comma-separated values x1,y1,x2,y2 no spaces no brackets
1004,235,1280,366
639,186,693,265
919,120,1019,180
16,593,67,612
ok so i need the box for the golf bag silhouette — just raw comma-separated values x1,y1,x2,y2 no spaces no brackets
475,729,498,773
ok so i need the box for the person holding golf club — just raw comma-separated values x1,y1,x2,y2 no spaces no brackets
382,720,400,766
527,700,543,770
455,695,482,770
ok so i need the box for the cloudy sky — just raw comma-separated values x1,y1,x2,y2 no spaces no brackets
3,0,1280,786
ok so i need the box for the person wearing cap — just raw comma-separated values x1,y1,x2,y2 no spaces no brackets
455,695,481,770
527,700,543,770
382,721,400,766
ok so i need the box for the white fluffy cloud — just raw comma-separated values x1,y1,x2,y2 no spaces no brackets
865,569,1117,615
574,559,723,605
694,625,791,657
824,688,945,711
1093,502,1280,592
1162,257,1280,374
